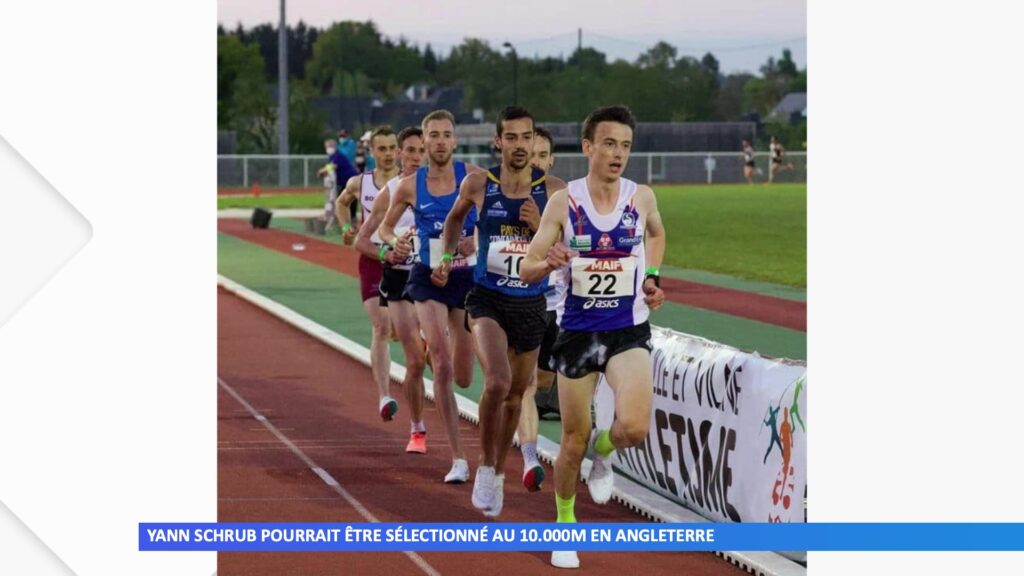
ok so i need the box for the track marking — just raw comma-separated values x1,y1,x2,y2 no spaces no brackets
220,497,341,502
218,376,441,576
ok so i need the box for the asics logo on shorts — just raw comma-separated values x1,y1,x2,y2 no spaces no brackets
496,277,529,289
583,298,620,310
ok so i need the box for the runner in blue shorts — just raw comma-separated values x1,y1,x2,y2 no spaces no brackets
378,109,484,484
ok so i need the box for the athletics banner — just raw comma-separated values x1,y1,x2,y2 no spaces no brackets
594,327,807,524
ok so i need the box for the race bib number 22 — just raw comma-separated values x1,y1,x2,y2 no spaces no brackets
570,257,636,298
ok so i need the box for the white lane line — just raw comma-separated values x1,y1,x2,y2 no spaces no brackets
218,376,441,576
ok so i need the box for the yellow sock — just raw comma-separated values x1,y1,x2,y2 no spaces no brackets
555,493,576,523
594,430,615,457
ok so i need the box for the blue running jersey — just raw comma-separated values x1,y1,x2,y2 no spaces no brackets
473,166,549,296
414,161,477,269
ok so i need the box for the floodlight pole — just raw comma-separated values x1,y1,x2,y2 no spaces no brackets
503,42,518,106
278,0,289,187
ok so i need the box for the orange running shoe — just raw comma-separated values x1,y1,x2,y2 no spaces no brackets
406,431,427,454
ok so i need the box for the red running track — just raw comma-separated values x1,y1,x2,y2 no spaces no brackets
219,218,805,332
218,288,747,575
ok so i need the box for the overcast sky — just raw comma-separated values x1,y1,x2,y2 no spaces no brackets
218,0,806,75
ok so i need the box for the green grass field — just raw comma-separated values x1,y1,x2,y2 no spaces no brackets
218,192,325,210
219,183,806,287
655,184,805,287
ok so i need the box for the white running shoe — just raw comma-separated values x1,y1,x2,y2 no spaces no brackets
444,458,470,484
550,550,580,569
587,429,614,504
379,396,398,421
483,473,505,518
522,459,545,492
472,466,496,510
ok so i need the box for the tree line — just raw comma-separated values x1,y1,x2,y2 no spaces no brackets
217,21,806,154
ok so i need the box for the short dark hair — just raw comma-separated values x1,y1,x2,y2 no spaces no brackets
369,125,396,146
397,126,423,147
421,109,456,132
582,105,636,142
495,106,534,136
534,126,553,147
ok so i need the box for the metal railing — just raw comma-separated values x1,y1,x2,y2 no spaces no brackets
217,152,807,189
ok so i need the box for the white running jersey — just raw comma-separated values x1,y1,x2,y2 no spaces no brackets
544,270,567,312
360,172,385,220
387,175,419,270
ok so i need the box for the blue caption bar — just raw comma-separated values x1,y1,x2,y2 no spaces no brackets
139,522,1024,552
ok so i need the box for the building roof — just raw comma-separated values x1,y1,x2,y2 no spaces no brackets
770,92,807,119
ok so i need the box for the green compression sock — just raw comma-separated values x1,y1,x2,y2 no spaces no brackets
594,429,615,457
555,493,577,523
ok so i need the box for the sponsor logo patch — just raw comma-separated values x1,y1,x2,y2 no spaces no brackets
582,298,620,310
569,235,591,250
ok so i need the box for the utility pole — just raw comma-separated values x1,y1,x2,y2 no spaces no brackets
278,0,289,187
503,42,518,106
577,28,583,141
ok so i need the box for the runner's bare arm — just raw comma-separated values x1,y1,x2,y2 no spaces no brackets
441,172,483,258
335,175,361,230
520,188,573,284
378,176,415,253
639,185,665,270
354,187,390,261
638,185,666,309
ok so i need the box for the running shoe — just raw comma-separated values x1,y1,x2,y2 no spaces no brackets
483,473,505,518
405,431,426,454
550,550,580,569
471,466,496,511
522,461,545,492
444,458,470,484
379,396,398,421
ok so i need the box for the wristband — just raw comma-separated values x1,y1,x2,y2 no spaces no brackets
388,236,398,248
341,223,353,234
644,266,660,276
440,252,453,263
378,244,391,263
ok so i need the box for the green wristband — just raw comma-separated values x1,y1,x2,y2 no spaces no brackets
378,244,391,263
341,223,353,233
644,266,660,276
440,252,453,263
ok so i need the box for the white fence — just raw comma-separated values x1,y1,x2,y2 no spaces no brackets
217,152,807,189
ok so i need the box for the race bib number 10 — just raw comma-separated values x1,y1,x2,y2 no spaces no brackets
571,257,636,298
486,240,530,278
